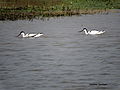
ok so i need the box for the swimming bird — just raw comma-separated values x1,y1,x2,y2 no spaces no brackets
79,28,105,35
17,31,43,38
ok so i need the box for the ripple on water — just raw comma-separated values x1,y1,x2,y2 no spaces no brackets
0,13,120,90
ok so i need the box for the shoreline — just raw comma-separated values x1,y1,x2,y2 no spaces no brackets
0,0,120,20
0,9,120,21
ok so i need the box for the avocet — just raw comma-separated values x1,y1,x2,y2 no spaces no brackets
79,28,105,35
17,31,43,38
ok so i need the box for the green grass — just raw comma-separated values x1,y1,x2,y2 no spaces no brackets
0,0,120,20
0,0,120,10
62,0,120,9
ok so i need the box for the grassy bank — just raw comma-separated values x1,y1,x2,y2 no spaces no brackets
0,0,120,20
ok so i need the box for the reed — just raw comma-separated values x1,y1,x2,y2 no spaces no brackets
0,0,120,20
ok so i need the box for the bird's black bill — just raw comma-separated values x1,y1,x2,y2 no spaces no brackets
17,33,21,37
78,30,83,32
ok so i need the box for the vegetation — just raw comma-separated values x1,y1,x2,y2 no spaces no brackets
0,0,120,20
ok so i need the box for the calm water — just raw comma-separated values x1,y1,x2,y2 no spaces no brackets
0,12,120,90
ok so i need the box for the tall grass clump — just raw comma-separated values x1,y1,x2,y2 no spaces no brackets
0,0,120,20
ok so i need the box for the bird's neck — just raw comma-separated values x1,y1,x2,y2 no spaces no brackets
84,29,88,34
21,33,26,37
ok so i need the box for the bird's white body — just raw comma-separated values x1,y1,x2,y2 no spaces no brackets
18,31,43,38
80,28,105,35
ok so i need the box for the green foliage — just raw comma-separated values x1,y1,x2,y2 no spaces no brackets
0,0,120,20
0,0,120,9
61,0,120,9
0,0,120,13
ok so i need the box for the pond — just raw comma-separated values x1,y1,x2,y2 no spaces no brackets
0,12,120,90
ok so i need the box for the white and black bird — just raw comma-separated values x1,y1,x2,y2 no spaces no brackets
17,31,44,38
79,28,105,35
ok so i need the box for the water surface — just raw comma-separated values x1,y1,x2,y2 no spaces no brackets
0,13,120,90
